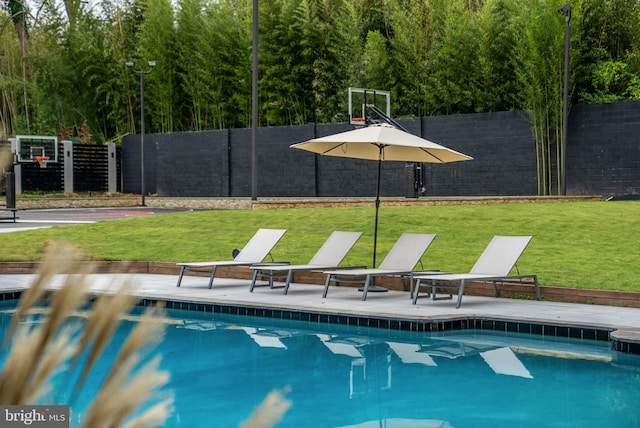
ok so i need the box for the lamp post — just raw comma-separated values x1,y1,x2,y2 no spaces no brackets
251,0,258,201
558,3,572,196
126,60,156,206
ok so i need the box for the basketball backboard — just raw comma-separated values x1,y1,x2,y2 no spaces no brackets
348,87,391,126
15,135,59,163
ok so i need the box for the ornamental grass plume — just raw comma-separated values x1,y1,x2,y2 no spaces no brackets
0,241,174,427
0,241,292,427
240,386,292,428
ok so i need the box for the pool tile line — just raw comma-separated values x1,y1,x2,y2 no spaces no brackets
0,291,617,346
135,296,615,345
0,290,23,301
611,329,640,355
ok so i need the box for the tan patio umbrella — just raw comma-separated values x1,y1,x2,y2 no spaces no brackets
291,123,473,269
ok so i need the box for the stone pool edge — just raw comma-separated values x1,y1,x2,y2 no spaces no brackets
3,286,639,356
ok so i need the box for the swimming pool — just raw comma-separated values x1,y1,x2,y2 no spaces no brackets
2,303,640,427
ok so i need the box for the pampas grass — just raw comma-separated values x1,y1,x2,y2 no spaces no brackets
0,240,292,427
0,241,174,427
71,280,137,396
241,387,292,428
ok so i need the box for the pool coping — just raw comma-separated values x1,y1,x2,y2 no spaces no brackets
2,272,639,355
2,261,640,307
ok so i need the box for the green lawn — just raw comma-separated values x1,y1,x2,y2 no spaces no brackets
0,200,638,291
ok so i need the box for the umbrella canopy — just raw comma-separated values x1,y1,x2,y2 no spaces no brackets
291,123,473,163
291,123,473,269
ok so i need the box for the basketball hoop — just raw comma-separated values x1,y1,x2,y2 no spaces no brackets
34,155,50,168
348,87,391,126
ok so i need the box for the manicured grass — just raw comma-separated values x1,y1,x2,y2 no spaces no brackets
0,200,638,291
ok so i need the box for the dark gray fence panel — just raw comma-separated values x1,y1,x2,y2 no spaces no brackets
120,101,640,199
122,136,145,195
229,124,317,197
156,131,229,197
261,124,316,197
419,111,537,196
287,124,318,196
568,101,640,197
228,128,250,197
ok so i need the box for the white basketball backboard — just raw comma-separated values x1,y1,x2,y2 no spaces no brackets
348,88,391,126
15,135,59,163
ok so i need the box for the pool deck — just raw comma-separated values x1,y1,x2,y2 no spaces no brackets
2,272,640,350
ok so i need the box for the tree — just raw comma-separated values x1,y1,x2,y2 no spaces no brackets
362,30,392,93
477,0,521,112
299,0,362,123
175,0,207,131
138,0,178,133
385,0,438,117
0,10,23,137
2,0,640,146
202,0,252,129
259,0,314,125
515,0,564,195
573,0,640,103
426,0,482,115
25,1,69,135
59,6,112,142
99,1,144,140
3,0,31,131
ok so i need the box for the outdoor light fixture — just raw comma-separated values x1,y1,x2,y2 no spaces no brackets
558,3,572,16
558,3,571,196
126,60,156,206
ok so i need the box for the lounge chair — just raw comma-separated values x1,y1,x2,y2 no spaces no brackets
249,230,363,294
386,342,437,366
175,228,287,288
239,327,289,349
411,235,540,308
480,347,533,378
322,233,437,300
316,334,366,358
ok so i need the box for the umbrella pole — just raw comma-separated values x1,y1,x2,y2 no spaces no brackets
373,152,382,269
362,147,388,293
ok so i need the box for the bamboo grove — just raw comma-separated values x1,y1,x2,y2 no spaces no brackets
1,0,639,194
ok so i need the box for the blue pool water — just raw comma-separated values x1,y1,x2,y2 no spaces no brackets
2,304,640,427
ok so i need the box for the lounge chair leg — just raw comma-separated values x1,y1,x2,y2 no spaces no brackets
456,280,465,309
176,266,186,287
322,274,332,298
409,275,414,298
361,276,371,301
412,279,421,304
208,266,218,289
268,270,275,288
249,269,259,292
283,271,294,295
534,275,541,300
